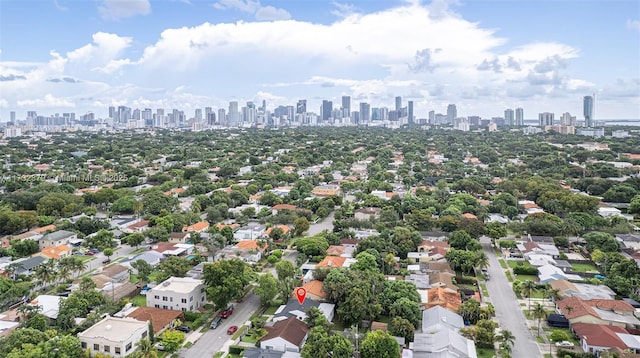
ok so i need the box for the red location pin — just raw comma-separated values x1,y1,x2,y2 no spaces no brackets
295,287,307,305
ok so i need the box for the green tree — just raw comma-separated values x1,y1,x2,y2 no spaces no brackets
255,273,279,307
389,297,421,326
360,330,400,358
293,217,310,236
131,339,158,358
132,259,154,284
103,248,114,261
156,256,192,282
521,280,538,314
485,221,508,245
350,252,380,272
203,259,255,309
126,232,145,248
389,317,415,343
532,303,547,336
160,330,185,353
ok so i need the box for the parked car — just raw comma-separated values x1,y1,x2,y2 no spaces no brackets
86,251,94,256
227,325,238,335
90,248,100,254
102,258,111,264
210,316,222,329
220,305,234,318
176,325,190,333
555,341,575,347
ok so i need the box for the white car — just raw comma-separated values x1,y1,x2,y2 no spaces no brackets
555,341,574,347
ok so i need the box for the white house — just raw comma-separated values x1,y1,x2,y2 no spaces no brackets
260,316,309,353
78,316,149,357
233,225,266,241
146,277,206,312
38,230,77,250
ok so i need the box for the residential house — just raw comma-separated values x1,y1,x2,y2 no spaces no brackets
424,287,462,312
311,184,341,197
557,297,640,328
10,256,47,277
315,256,348,269
147,277,206,312
550,280,616,300
273,298,334,323
28,295,63,320
301,280,326,301
150,242,194,257
571,323,640,355
411,306,477,358
519,241,560,258
354,207,381,221
538,264,584,284
123,251,165,272
264,225,291,239
34,244,71,260
182,221,210,233
38,230,76,250
234,225,266,241
110,217,139,230
78,316,149,357
260,317,309,353
242,347,285,358
271,204,297,215
169,232,191,244
420,232,450,242
617,234,640,250
99,264,130,283
125,307,184,335
125,220,149,233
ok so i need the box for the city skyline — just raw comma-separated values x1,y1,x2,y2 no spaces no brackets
1,0,639,120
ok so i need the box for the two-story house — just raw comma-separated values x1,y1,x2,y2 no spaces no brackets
78,316,149,357
38,230,77,250
146,277,206,312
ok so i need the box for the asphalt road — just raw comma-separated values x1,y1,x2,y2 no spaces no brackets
483,239,543,358
182,291,261,358
308,210,335,236
81,244,138,274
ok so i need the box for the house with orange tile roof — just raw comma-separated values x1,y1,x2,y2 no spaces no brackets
326,245,345,256
34,244,71,260
214,223,240,231
571,323,638,355
126,220,149,233
461,213,478,220
424,287,462,312
556,296,640,328
182,221,209,233
163,187,186,197
214,239,269,263
126,307,184,335
264,225,291,238
316,256,347,269
311,185,341,197
33,224,56,234
302,280,326,300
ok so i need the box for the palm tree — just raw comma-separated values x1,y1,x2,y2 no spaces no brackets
57,257,74,283
34,259,58,289
17,304,41,321
132,338,158,358
498,341,512,358
498,329,516,349
474,251,490,272
133,201,144,219
70,257,88,278
532,303,547,336
521,280,538,314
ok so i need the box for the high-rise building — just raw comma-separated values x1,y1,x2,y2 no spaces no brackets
342,96,351,118
395,96,402,113
504,109,514,126
228,101,239,126
515,108,524,126
195,108,202,121
447,104,457,124
561,112,576,126
359,102,370,123
296,100,307,114
218,109,226,126
9,111,16,123
428,110,435,124
538,112,554,126
321,100,333,121
584,95,594,127
407,101,414,124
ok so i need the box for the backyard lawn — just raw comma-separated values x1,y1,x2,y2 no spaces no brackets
132,295,146,307
570,263,599,273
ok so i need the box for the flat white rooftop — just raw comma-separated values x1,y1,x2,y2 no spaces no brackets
151,277,203,294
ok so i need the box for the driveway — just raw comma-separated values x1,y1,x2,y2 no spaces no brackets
482,239,543,358
182,291,261,357
308,210,335,236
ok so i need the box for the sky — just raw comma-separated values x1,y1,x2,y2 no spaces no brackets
0,0,639,121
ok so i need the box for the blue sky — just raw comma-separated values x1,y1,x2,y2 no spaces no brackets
1,0,639,120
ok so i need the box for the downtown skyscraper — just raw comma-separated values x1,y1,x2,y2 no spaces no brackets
584,95,594,127
515,107,524,126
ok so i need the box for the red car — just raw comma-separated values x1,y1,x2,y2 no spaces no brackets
86,251,94,256
227,325,238,335
220,305,234,318
102,258,111,264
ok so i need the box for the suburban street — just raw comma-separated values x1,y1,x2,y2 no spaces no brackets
81,244,138,275
182,291,261,358
308,210,335,235
482,238,543,358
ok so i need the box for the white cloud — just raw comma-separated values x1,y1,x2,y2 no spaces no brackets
0,99,8,108
214,0,290,21
17,94,75,108
331,2,357,18
255,6,291,21
98,0,151,20
627,19,640,31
